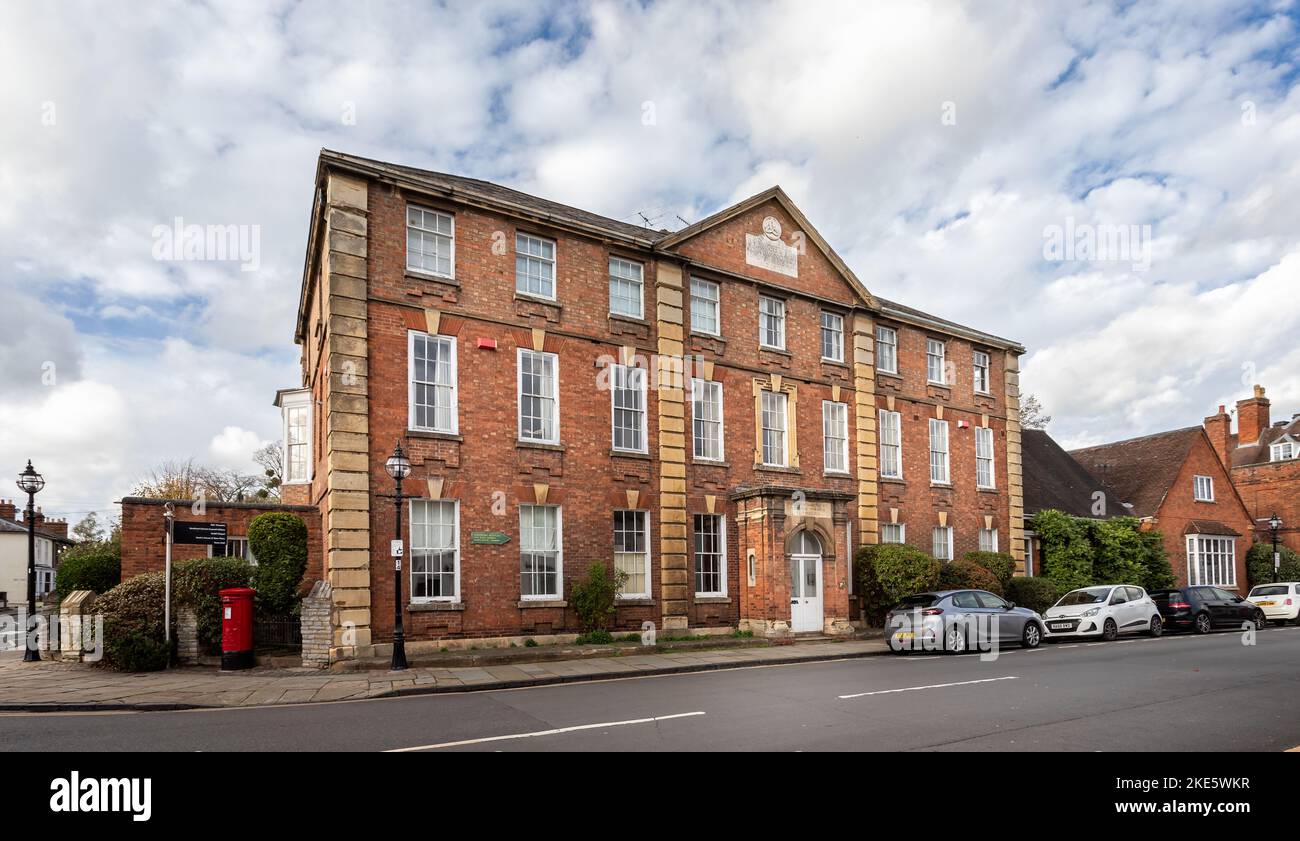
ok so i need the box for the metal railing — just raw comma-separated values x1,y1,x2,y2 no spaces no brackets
254,615,301,649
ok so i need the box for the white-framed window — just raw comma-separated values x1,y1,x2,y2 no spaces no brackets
1271,440,1296,462
820,312,844,362
926,339,947,384
979,527,999,553
880,523,905,544
1193,475,1214,502
411,499,458,602
1187,535,1236,588
759,296,786,350
760,390,788,466
691,378,724,461
932,526,953,561
409,332,458,434
210,538,256,564
1024,531,1037,577
520,504,562,599
694,513,726,597
690,278,720,335
608,257,644,318
406,206,454,278
610,363,648,453
973,350,991,394
879,410,902,479
518,349,559,444
976,426,995,489
822,401,849,473
278,389,312,484
876,326,898,374
613,510,650,598
929,418,950,484
515,232,556,299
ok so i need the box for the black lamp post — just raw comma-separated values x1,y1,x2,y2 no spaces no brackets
16,460,45,662
384,441,412,671
1268,513,1283,583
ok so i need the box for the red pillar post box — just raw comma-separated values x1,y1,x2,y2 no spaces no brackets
220,587,256,670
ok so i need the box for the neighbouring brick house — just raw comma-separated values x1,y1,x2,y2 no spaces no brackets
1020,429,1122,577
1204,385,1300,555
280,149,1027,662
1071,428,1253,593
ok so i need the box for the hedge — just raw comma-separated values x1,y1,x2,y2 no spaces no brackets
853,546,894,626
1005,576,1059,614
938,558,1003,595
173,557,253,653
55,541,121,597
248,512,309,616
963,551,1015,590
860,543,941,614
1246,541,1300,587
97,573,171,672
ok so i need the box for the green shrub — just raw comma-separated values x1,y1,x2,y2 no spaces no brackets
963,551,1015,589
570,562,628,632
97,573,172,672
1005,576,1059,614
1246,541,1300,587
1031,510,1094,592
524,638,538,647
1135,528,1176,591
247,512,308,616
853,545,894,626
576,629,615,645
870,544,941,605
173,557,253,653
55,540,121,597
1088,518,1148,586
938,558,1003,595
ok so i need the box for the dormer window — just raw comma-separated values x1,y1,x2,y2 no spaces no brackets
1272,440,1296,461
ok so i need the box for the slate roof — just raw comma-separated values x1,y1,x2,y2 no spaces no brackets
1022,429,1121,519
1228,414,1300,468
0,517,75,545
1068,427,1204,519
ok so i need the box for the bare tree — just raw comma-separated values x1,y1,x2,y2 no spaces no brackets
253,441,283,500
1019,393,1052,430
131,459,261,502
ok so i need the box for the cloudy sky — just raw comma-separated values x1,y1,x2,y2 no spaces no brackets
2,0,1299,528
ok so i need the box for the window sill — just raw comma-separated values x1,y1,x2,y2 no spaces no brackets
823,471,852,478
975,390,994,398
408,429,463,442
405,270,459,286
514,293,560,307
610,448,651,460
927,381,951,389
690,330,724,341
693,595,731,604
756,464,801,475
409,601,465,612
930,482,953,489
608,312,649,326
517,440,565,452
880,475,905,485
517,599,567,609
691,458,730,468
820,358,848,368
759,345,791,356
615,597,655,607
877,369,902,379
977,486,999,494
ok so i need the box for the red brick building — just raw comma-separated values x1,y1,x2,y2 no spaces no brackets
1071,428,1253,593
281,150,1027,662
1204,386,1300,556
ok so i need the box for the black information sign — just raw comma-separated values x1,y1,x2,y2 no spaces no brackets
172,521,228,546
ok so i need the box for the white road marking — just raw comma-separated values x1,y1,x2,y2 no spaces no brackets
385,710,707,752
838,675,1018,700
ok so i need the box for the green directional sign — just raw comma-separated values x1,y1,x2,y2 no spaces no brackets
471,531,512,545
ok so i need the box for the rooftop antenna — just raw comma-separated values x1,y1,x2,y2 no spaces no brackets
676,214,690,228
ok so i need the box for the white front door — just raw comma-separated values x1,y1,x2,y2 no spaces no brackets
790,553,824,632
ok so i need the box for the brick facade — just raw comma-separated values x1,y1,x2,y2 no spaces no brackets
286,150,1026,661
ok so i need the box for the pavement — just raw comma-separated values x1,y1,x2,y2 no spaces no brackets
0,638,888,711
2,625,1298,751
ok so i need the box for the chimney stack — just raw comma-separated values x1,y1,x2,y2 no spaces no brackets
44,517,68,540
26,506,46,532
1204,404,1231,468
1236,384,1271,446
0,499,15,523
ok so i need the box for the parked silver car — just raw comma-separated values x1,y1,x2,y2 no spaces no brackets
886,589,1045,654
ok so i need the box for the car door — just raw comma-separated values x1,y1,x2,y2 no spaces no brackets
1196,587,1226,626
975,590,1019,644
1127,587,1150,629
1219,588,1253,624
949,590,982,646
1107,586,1129,632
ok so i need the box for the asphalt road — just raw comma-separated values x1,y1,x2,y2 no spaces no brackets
3,625,1299,752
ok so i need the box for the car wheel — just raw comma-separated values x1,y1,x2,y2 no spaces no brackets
1147,615,1163,637
1102,618,1118,641
944,624,966,654
1194,612,1212,634
1254,611,1267,632
1021,622,1042,649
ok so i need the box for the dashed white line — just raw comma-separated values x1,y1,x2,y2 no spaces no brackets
838,675,1018,700
385,710,707,752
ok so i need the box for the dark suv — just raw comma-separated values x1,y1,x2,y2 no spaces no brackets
1150,587,1267,634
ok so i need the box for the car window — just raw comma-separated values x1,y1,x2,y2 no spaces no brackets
896,594,938,609
1195,587,1219,602
1109,589,1127,604
1215,588,1241,601
951,591,981,609
1127,587,1145,602
1251,585,1287,597
1057,587,1110,606
975,591,1008,609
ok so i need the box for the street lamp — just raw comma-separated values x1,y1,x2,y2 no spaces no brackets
1268,513,1283,583
384,441,412,671
16,460,45,663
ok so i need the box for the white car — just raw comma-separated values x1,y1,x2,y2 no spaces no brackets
1246,582,1300,624
1043,585,1163,641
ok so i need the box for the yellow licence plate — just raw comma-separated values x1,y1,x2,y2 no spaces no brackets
1258,601,1276,607
895,631,915,640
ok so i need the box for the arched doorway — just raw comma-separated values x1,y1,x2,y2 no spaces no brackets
787,530,824,633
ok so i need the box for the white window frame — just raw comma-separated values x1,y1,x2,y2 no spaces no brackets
1271,440,1296,462
929,418,950,484
409,499,460,603
876,326,898,374
691,378,725,462
693,513,727,597
690,278,720,335
973,350,991,394
932,526,954,561
822,400,849,474
208,538,257,565
879,409,902,479
406,205,455,279
759,295,786,350
613,509,652,599
515,232,556,300
1186,535,1236,588
880,523,906,544
976,426,996,489
608,257,644,319
408,331,459,434
760,390,788,467
1193,474,1214,502
1024,531,1037,577
926,339,947,385
520,504,563,600
820,311,844,362
979,527,999,553
517,348,560,444
279,389,313,485
610,363,649,454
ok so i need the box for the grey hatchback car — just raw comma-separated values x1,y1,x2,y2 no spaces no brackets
886,589,1046,654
